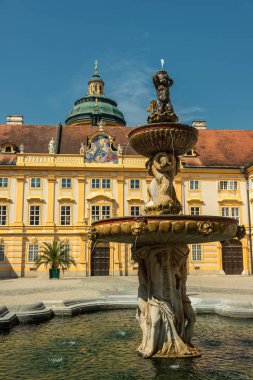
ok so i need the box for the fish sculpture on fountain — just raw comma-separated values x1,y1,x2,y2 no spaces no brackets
89,61,246,358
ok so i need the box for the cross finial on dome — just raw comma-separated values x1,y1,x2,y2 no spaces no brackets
94,59,99,75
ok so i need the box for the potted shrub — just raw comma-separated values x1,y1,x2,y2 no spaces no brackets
35,241,76,279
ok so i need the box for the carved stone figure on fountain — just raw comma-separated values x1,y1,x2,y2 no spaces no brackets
147,70,178,124
135,244,200,358
144,152,182,215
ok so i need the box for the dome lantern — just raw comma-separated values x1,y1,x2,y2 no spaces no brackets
65,61,126,126
88,60,105,96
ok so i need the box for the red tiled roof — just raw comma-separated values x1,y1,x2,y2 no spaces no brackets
0,124,252,167
184,130,253,167
0,124,58,153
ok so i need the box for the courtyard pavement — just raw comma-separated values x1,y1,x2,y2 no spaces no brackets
0,274,253,308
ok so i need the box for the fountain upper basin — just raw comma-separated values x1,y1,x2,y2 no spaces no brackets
91,215,239,246
128,123,198,157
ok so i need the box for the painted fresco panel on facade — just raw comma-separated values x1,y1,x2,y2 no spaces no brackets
85,134,118,163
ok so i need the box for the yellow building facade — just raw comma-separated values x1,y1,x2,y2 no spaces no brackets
0,69,252,277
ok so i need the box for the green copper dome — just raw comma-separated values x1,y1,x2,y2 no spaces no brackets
65,66,126,126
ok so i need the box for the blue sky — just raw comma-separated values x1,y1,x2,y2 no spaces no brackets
0,0,252,129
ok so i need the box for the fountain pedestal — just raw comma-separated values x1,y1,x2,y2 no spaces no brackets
136,243,200,358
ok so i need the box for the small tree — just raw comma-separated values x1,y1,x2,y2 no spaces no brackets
35,241,76,272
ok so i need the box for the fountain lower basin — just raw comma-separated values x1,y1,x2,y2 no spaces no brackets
91,215,239,246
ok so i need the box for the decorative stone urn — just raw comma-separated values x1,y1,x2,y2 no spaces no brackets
89,66,245,358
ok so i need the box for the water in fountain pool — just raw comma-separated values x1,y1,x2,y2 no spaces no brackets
0,310,252,380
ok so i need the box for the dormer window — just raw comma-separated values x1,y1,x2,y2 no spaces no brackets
1,143,18,154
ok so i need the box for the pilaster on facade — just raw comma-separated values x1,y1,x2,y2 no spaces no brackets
14,175,25,226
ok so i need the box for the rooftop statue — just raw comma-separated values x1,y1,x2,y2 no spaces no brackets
48,137,55,154
147,62,178,123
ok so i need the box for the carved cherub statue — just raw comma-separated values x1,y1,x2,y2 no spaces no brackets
144,152,182,215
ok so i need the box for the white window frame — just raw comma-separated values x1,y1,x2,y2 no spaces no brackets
192,244,202,261
221,206,240,223
130,179,140,189
91,205,100,222
91,178,100,189
189,180,199,190
0,177,8,188
60,205,71,225
29,205,40,226
221,207,229,217
190,206,200,216
91,205,111,222
130,206,140,216
0,205,7,225
219,180,238,190
61,244,70,259
61,178,72,189
31,177,41,188
28,244,39,262
0,244,5,262
102,179,111,189
231,207,240,223
102,205,110,219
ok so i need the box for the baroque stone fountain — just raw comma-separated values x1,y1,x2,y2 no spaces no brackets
89,64,245,359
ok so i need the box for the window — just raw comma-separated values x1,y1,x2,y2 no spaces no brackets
92,179,100,189
231,207,240,222
61,178,72,188
102,179,111,189
221,207,240,223
190,207,200,216
0,205,7,225
221,207,229,217
61,206,71,225
219,181,238,190
102,205,110,219
28,244,39,262
130,179,140,189
192,244,202,261
91,178,111,189
0,245,5,262
189,180,199,190
130,206,140,216
91,205,111,222
0,178,8,188
31,178,41,188
30,205,40,225
61,244,70,259
91,205,100,221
